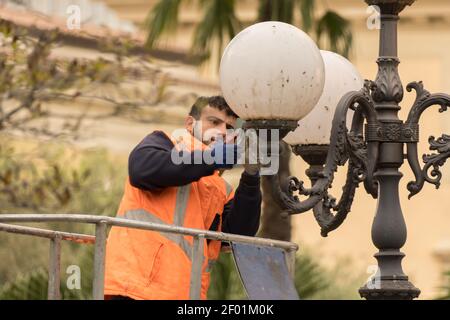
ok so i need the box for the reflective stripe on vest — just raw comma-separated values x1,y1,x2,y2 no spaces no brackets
173,185,191,227
124,209,193,260
224,181,233,199
124,185,196,261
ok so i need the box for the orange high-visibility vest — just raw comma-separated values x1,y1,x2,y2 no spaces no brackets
104,130,234,300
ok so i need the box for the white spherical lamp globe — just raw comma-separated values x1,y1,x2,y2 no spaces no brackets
284,50,364,146
219,21,325,121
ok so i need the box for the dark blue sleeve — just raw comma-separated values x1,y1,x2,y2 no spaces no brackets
221,172,262,236
128,131,216,191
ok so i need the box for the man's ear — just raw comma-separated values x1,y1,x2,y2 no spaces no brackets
185,116,195,133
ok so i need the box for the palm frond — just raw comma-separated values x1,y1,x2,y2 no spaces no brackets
316,10,353,57
145,0,183,49
298,0,315,33
192,0,241,66
257,0,271,22
257,0,295,23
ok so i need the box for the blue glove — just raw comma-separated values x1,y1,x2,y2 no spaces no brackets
210,142,239,169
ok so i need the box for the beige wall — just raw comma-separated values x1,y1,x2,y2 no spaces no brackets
100,0,450,298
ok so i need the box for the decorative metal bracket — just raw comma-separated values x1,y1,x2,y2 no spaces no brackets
266,83,379,236
365,122,419,143
405,81,450,198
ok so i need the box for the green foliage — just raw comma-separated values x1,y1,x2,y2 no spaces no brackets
0,268,48,300
257,0,295,23
0,245,94,300
145,0,354,65
299,0,315,33
208,251,247,300
294,252,329,298
145,0,183,49
437,270,450,300
192,0,241,65
0,136,126,289
0,142,87,212
146,0,241,65
0,138,124,215
295,253,364,299
316,11,353,58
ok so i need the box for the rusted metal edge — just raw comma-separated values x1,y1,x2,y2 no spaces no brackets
0,222,95,244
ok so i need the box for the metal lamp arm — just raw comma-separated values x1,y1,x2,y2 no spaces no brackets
267,172,328,215
312,158,363,237
312,91,380,236
351,103,379,199
269,86,379,216
405,81,450,198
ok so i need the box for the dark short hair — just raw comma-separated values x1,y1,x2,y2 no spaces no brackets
189,96,238,119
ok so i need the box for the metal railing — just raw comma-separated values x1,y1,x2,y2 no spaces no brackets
0,214,299,300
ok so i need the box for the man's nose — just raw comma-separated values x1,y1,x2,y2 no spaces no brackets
217,123,227,139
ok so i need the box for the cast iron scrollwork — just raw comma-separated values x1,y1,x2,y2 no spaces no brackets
313,132,368,237
405,81,450,198
269,84,379,235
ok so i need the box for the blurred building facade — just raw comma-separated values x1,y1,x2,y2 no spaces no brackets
0,0,136,32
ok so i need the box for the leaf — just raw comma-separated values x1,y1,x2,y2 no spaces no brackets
257,0,295,23
298,0,315,33
145,0,183,49
191,0,241,67
316,10,353,58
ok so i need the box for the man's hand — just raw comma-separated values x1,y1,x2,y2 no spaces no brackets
244,162,260,176
243,136,260,176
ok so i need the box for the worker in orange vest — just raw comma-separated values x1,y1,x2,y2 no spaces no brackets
104,96,262,300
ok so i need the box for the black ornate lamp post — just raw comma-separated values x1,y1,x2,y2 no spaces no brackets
220,0,450,300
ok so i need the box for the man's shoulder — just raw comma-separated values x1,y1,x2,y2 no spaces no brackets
137,130,174,150
145,130,172,142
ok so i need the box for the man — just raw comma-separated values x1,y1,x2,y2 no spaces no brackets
104,96,262,300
